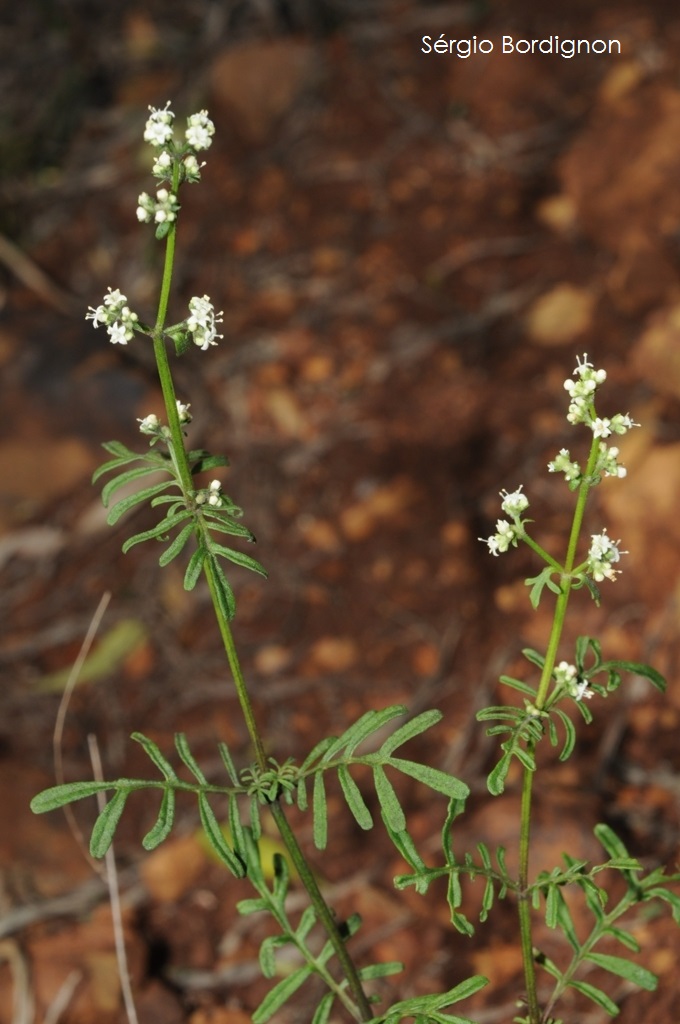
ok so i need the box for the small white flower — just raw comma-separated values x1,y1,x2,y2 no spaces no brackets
86,288,138,345
500,485,529,518
152,150,173,177
138,413,161,434
554,661,577,685
587,529,627,582
207,479,223,507
548,448,581,483
103,287,127,308
185,110,215,151
176,400,192,424
479,519,517,556
186,294,223,351
574,679,594,701
144,102,175,147
610,412,639,435
108,321,131,345
597,443,627,479
137,188,179,225
592,417,611,439
137,191,155,222
85,303,107,326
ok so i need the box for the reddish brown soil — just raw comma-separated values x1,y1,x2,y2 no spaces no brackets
1,3,680,1023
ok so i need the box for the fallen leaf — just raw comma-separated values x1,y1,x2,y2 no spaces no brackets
36,619,148,692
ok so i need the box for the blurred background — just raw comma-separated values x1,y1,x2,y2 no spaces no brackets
1,1,680,1022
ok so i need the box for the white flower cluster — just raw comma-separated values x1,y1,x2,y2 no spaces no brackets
196,479,224,508
564,353,607,426
549,355,638,486
587,529,626,582
142,103,215,184
186,295,223,350
136,187,180,225
547,447,581,483
479,486,528,556
85,287,139,345
137,401,191,436
554,661,593,701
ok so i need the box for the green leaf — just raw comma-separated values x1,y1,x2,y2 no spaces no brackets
236,897,269,915
272,851,290,904
299,736,335,773
359,961,403,981
228,793,246,857
252,965,311,1023
586,952,657,990
378,709,443,756
567,979,619,1015
606,926,640,953
294,906,317,943
132,733,179,782
100,465,167,506
201,513,254,540
522,647,546,669
312,771,328,850
107,480,178,525
121,512,192,553
337,764,373,829
31,780,114,813
553,708,576,761
218,742,239,786
175,733,207,784
373,765,406,832
198,793,244,878
645,886,680,924
499,675,537,697
525,568,561,609
187,451,229,474
209,555,236,620
311,992,334,1024
211,543,268,578
599,660,666,693
158,522,195,566
142,788,175,849
91,788,129,858
184,547,206,590
594,823,632,863
259,935,285,978
326,706,408,761
388,757,469,799
487,751,511,796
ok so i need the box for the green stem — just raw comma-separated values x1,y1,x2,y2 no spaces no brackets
517,432,601,1022
148,181,372,1020
270,800,374,1022
203,557,268,770
517,755,539,1023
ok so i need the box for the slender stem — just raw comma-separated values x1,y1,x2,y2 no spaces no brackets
270,800,374,1022
517,432,601,1021
202,557,268,769
517,751,539,1023
147,178,372,1019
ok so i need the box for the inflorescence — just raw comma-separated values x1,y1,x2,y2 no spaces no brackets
85,103,223,352
479,354,635,585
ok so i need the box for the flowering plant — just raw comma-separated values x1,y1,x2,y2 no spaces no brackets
31,106,679,1024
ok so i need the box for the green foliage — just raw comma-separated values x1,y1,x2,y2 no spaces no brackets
395,798,515,935
365,975,489,1023
232,826,412,1022
92,439,266,619
478,640,666,794
531,823,680,1016
31,708,467,875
